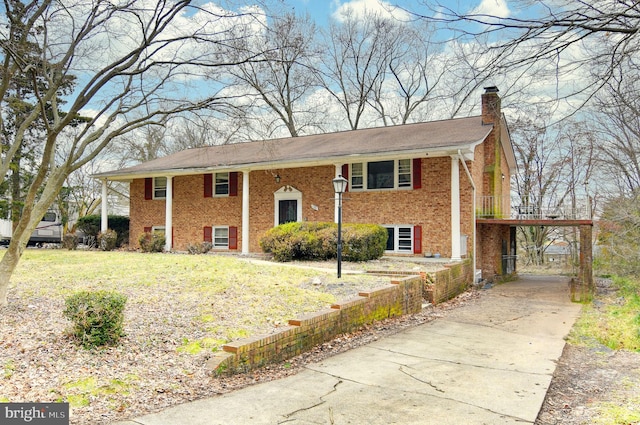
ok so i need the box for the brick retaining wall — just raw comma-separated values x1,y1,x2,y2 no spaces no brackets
423,259,473,305
207,275,423,375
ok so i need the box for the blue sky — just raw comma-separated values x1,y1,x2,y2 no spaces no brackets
278,0,510,26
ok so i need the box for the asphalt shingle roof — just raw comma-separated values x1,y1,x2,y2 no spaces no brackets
95,116,493,179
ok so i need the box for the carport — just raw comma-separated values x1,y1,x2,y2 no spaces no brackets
477,217,594,302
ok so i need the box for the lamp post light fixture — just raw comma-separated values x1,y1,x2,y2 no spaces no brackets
333,175,348,278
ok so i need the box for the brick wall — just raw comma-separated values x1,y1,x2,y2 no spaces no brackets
247,166,336,252
207,275,423,375
459,159,474,258
128,157,472,257
477,223,511,282
423,259,473,304
472,140,486,199
130,178,165,243
345,157,453,256
500,141,512,212
130,175,244,250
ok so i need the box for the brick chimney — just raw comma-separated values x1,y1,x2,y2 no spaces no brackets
480,86,505,202
481,86,500,125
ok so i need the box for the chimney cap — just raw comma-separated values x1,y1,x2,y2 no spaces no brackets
484,86,499,93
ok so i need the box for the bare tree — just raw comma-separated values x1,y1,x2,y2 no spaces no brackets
56,160,125,235
598,194,640,275
555,121,596,268
593,65,640,196
168,114,226,151
317,9,398,130
511,114,557,265
588,59,640,274
368,20,448,125
113,123,172,165
227,12,324,138
510,112,594,266
416,0,640,111
0,0,265,306
316,7,518,128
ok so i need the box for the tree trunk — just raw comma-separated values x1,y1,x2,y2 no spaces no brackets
0,239,26,307
11,152,22,233
0,170,65,307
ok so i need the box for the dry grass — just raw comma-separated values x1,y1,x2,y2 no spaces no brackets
0,249,417,424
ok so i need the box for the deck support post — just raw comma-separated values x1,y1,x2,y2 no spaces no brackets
572,224,594,302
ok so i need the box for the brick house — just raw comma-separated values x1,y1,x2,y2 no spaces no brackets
94,87,516,279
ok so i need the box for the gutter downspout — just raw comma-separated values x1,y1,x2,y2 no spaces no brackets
458,150,477,283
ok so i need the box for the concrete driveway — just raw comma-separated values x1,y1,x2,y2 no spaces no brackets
115,274,581,425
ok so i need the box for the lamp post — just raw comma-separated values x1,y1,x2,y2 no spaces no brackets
333,175,348,278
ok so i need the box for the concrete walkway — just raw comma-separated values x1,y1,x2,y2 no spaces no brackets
115,275,581,425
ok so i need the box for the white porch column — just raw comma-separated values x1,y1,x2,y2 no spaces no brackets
101,179,108,232
164,176,173,251
242,170,250,254
334,165,341,223
451,156,462,261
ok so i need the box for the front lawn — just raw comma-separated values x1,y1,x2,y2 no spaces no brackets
0,250,391,424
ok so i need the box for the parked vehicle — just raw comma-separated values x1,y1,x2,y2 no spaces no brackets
0,211,63,245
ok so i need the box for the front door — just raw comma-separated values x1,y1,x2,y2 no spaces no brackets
274,185,302,226
279,200,298,225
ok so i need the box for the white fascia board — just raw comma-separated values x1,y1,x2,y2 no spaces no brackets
93,141,482,181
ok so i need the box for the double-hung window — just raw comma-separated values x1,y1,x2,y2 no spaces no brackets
213,226,229,249
398,159,412,187
204,172,237,198
351,163,364,190
153,177,167,199
204,225,237,250
215,173,229,196
350,159,412,191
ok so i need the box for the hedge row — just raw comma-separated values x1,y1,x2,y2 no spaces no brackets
76,214,129,247
260,221,387,262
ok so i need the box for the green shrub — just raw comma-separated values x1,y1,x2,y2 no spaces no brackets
97,229,117,251
187,241,213,254
109,215,130,247
77,215,130,247
260,221,387,262
342,224,388,262
63,290,127,348
76,215,100,242
138,231,166,253
260,222,330,261
62,233,79,250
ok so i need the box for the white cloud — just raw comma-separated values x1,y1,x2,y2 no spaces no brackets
332,0,411,22
39,0,265,80
472,0,510,19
